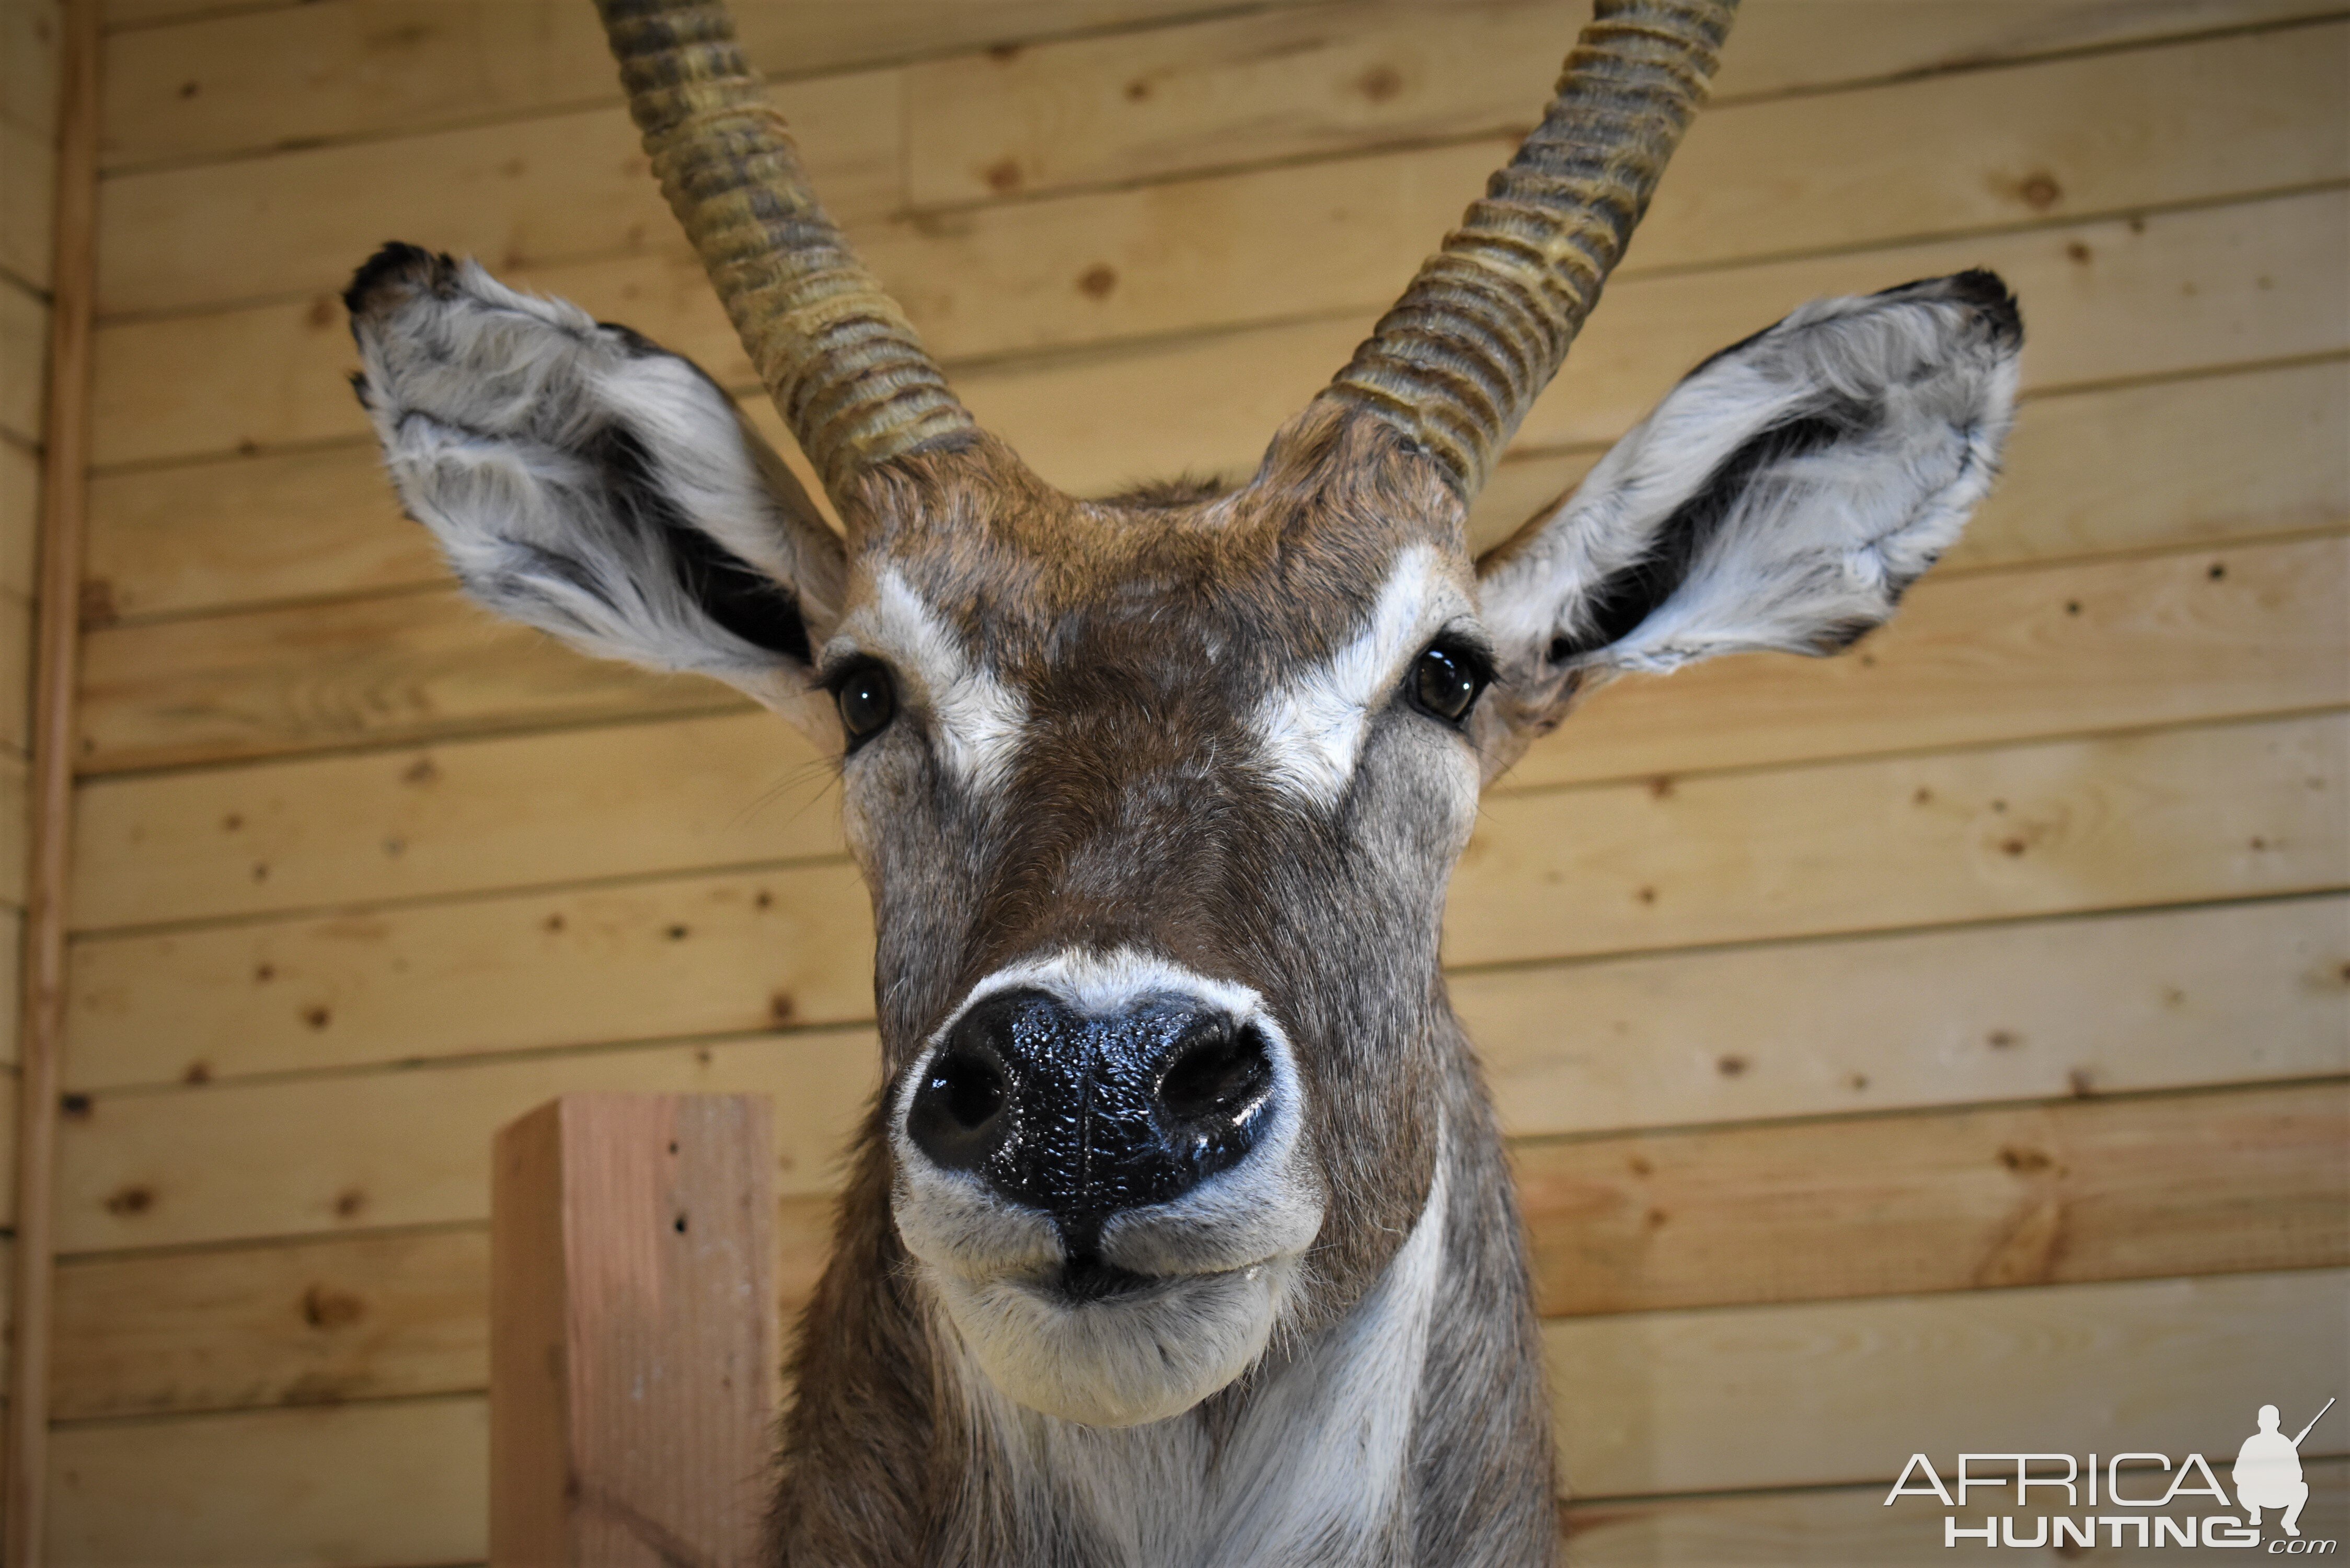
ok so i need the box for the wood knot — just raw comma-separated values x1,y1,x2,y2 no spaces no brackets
982,158,1022,193
333,1188,366,1218
1077,263,1118,299
106,1185,154,1216
1997,1144,2052,1174
2017,172,2061,210
1356,63,1403,102
301,1283,365,1330
1715,1054,1748,1077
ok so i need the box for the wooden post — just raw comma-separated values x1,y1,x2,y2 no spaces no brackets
491,1094,779,1567
6,0,101,1559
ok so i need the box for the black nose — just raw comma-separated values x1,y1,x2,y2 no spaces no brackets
905,988,1277,1246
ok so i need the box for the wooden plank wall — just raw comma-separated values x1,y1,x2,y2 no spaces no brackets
42,0,2350,1559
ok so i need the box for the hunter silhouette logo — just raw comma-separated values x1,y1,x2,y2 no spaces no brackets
1885,1394,2339,1550
2238,1399,2332,1539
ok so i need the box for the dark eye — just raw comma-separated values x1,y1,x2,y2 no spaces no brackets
834,663,896,744
1407,642,1487,725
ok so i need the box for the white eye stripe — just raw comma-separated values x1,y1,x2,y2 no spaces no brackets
828,569,1027,790
1249,544,1465,804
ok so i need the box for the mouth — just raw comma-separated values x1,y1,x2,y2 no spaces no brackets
1053,1250,1159,1304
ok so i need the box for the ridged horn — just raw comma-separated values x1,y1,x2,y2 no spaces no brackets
595,0,976,499
1322,0,1737,497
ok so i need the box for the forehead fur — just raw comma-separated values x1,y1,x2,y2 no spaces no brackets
834,407,1472,677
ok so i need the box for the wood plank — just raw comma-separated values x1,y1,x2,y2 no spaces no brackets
97,0,1326,164
49,1197,833,1422
46,1394,487,1568
0,748,28,904
1562,1459,2350,1566
1460,895,2350,1139
0,276,44,445
1518,1080,2350,1316
89,183,2350,478
52,1226,491,1421
95,68,902,318
1452,711,2349,967
0,118,52,294
0,0,59,142
906,0,2342,204
0,587,29,753
67,860,873,1091
0,433,41,599
50,1078,2345,1422
0,1068,19,1213
46,1270,2343,1561
1504,533,2347,792
53,1026,880,1252
75,583,743,774
491,1095,774,1565
93,353,2349,625
0,908,24,1066
67,708,841,932
1548,1267,2346,1497
82,439,443,622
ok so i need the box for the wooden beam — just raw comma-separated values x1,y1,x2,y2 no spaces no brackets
490,1094,778,1566
5,0,97,1555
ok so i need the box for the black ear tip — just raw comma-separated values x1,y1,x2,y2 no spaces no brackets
343,241,456,322
1944,268,2023,347
1865,269,2023,350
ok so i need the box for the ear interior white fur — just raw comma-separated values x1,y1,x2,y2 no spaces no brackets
347,245,849,740
1473,271,2021,767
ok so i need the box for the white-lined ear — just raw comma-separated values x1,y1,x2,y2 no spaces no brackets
1472,270,2021,773
345,243,849,742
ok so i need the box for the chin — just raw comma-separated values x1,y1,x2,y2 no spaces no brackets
927,1254,1302,1427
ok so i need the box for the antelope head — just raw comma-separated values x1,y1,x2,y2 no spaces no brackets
347,0,2018,1432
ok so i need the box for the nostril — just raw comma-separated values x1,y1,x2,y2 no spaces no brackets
1157,1022,1273,1126
932,1050,1007,1130
907,1047,1012,1172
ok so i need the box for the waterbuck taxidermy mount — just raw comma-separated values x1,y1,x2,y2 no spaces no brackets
345,0,2021,1560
